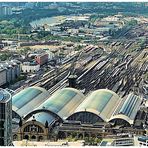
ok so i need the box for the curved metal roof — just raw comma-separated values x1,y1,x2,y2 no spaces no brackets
37,87,85,119
73,89,120,122
12,86,50,117
109,93,142,125
27,111,56,126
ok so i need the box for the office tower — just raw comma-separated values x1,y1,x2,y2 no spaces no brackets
0,89,12,146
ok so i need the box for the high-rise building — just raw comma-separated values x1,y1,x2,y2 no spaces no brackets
0,6,12,16
0,89,12,146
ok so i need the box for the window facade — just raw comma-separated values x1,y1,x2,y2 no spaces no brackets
68,112,104,124
0,92,12,146
23,124,44,133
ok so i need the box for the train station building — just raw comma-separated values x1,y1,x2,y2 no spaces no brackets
12,87,146,141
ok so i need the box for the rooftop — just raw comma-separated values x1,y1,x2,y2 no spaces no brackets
74,89,120,122
138,136,148,143
37,87,85,119
12,86,50,117
110,93,142,124
0,89,11,103
27,111,56,125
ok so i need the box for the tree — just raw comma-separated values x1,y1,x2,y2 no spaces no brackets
0,53,11,61
127,19,138,26
67,135,73,142
94,137,102,144
20,47,31,56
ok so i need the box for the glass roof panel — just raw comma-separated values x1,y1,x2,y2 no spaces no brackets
79,91,113,113
39,89,77,113
12,88,42,109
27,111,56,125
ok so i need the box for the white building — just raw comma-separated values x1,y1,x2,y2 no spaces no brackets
100,137,134,146
21,62,40,73
102,16,120,22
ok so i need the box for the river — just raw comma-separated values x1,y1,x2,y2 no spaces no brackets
30,16,66,28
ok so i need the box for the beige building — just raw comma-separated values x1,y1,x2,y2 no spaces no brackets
21,62,40,73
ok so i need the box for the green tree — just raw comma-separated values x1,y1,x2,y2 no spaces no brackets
0,53,11,61
20,47,31,55
127,19,138,26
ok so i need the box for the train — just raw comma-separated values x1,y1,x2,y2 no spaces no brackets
43,69,55,78
81,56,93,66
61,55,76,65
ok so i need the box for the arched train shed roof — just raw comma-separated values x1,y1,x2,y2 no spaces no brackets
109,93,142,125
27,111,57,126
36,87,85,120
12,86,50,117
71,89,120,122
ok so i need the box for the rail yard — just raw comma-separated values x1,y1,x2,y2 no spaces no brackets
1,3,148,146
26,23,148,99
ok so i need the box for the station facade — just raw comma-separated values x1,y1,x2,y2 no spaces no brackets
11,87,145,141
